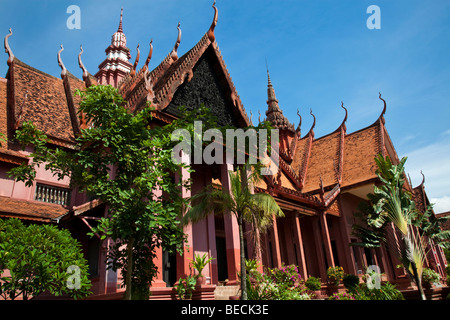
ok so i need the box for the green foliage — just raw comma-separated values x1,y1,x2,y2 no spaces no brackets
421,268,441,286
174,275,197,300
328,292,355,300
343,274,360,290
0,218,91,300
327,266,344,285
190,253,215,278
305,276,322,291
245,261,310,300
351,281,404,300
7,85,201,299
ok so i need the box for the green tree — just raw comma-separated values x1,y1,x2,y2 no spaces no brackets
353,155,431,299
181,161,284,300
7,85,191,300
0,218,91,300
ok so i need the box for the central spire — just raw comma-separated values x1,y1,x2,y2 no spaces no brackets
95,8,133,87
265,67,294,132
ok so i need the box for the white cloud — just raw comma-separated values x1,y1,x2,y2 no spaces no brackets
431,196,450,214
402,137,450,213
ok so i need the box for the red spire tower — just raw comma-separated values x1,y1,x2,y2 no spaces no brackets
95,8,133,87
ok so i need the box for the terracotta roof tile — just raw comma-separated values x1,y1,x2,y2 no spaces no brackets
341,124,380,188
12,59,77,142
302,131,341,192
0,196,68,222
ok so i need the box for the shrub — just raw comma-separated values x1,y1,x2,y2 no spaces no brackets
352,281,404,300
305,276,322,291
422,268,441,286
328,292,355,300
343,274,360,291
174,275,196,300
327,266,344,285
0,218,91,300
268,264,302,287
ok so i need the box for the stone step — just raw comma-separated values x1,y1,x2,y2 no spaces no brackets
214,285,240,300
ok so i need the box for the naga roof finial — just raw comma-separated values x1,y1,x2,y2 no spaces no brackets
419,170,425,187
339,101,348,131
4,28,14,66
130,43,140,77
379,92,387,118
144,39,153,69
170,22,181,62
57,44,67,79
307,108,316,136
296,108,302,132
78,45,89,80
207,0,218,43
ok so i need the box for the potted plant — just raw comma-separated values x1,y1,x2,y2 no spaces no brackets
190,253,215,285
305,276,322,299
174,275,197,300
326,266,344,295
422,268,440,290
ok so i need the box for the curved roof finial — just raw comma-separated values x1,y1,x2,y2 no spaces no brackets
378,92,387,118
339,101,348,131
57,44,67,78
118,8,124,33
78,45,89,80
419,170,425,187
307,108,316,136
296,108,302,132
170,22,181,62
144,39,153,69
207,0,218,43
130,43,140,76
4,28,15,65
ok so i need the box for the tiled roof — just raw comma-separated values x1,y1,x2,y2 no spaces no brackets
10,59,85,143
0,196,69,222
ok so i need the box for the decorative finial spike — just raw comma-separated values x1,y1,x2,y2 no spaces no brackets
171,22,182,61
144,39,153,69
296,109,302,131
420,170,425,187
378,92,387,118
118,8,124,33
207,0,218,43
57,44,67,79
4,28,15,65
340,101,348,125
78,45,89,80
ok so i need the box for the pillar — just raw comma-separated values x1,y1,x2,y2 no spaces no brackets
176,151,194,278
221,162,240,285
270,216,282,268
319,211,335,269
312,216,327,280
293,213,308,279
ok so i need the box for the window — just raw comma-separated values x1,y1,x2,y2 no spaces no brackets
34,183,71,205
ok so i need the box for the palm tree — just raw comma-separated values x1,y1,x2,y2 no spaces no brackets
181,161,284,300
371,154,428,300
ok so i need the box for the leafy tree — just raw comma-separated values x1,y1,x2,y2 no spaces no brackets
0,218,91,300
181,161,284,300
7,85,193,300
352,155,432,299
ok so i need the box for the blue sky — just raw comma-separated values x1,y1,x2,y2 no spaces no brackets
1,0,449,213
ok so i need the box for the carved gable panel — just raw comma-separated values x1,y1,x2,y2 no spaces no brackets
164,49,239,127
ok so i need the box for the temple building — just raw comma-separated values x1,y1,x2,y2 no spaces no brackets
0,3,447,299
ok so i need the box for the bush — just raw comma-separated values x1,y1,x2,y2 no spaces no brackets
328,292,355,300
422,268,441,286
245,261,310,300
343,274,360,291
352,281,404,300
327,266,344,285
174,275,196,300
0,218,91,300
305,276,322,291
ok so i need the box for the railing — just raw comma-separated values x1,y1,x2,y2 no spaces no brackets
34,183,71,205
